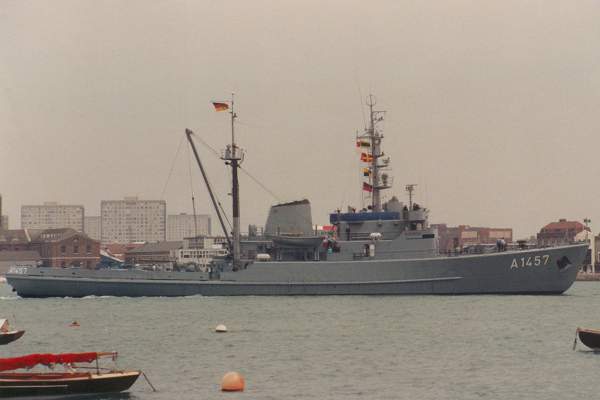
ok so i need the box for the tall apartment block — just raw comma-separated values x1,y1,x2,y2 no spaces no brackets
0,194,7,229
101,197,166,243
21,202,84,232
84,216,101,241
166,213,211,241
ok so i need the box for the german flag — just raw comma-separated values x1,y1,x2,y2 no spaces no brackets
362,182,373,192
360,153,373,162
356,140,371,148
212,102,229,112
362,168,371,177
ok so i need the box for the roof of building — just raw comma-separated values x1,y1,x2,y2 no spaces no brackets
34,228,79,242
26,229,45,241
126,241,183,254
541,219,586,232
28,228,97,243
102,243,144,256
0,250,41,261
0,229,30,244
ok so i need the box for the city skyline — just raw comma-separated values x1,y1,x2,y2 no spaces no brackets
1,192,583,240
2,198,213,242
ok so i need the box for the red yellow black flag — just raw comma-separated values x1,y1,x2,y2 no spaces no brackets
360,153,373,162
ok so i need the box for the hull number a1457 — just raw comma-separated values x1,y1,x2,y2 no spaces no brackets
511,255,550,269
7,266,28,274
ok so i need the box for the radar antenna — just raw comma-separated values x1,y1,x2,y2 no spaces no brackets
405,184,417,210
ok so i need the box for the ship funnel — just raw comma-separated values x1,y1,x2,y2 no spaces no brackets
265,199,313,236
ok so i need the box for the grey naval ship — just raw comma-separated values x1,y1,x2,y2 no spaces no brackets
6,95,588,297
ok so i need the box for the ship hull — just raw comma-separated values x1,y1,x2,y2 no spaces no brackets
0,331,25,346
5,244,587,298
0,371,140,400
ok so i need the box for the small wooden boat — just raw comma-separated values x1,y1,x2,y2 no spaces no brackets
0,352,141,398
0,320,24,346
574,327,600,350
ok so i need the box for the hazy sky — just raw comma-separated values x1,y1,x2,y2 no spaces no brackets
2,0,599,238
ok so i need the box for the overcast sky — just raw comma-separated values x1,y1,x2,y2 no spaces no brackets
1,0,599,238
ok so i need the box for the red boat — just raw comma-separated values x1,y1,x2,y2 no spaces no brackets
0,320,24,346
0,352,141,399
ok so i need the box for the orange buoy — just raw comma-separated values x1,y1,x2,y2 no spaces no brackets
69,321,80,327
221,371,245,392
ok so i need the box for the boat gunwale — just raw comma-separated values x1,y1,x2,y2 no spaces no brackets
0,370,140,383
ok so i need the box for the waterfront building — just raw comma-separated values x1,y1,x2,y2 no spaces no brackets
432,224,513,252
102,243,144,261
166,213,211,241
0,228,99,268
84,216,101,241
100,197,166,244
537,219,587,246
29,228,100,268
176,235,228,270
21,203,84,232
124,241,182,267
0,229,42,251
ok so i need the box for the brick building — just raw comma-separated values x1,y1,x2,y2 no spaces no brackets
0,228,100,268
124,241,182,267
432,224,513,252
537,219,587,246
102,243,145,261
0,229,41,251
30,228,100,268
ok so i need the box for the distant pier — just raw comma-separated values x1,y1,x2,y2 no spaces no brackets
577,272,600,281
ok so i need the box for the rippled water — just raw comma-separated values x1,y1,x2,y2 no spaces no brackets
2,282,600,399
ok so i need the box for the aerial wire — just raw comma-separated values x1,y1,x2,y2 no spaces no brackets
160,133,185,200
239,167,281,202
191,122,282,203
354,70,367,131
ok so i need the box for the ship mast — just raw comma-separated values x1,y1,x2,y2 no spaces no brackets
221,93,244,270
363,95,389,212
185,129,232,250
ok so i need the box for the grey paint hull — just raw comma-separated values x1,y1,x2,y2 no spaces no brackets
5,244,587,297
